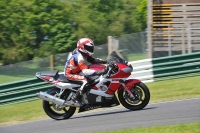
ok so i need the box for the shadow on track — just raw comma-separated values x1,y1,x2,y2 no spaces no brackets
70,107,157,119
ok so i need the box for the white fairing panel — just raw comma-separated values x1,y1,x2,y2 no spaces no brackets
95,75,112,90
89,89,114,97
55,82,81,89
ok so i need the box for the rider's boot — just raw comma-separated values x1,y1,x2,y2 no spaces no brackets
71,81,91,105
71,66,109,105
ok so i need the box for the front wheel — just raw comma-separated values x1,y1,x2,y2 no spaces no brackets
42,88,76,120
118,82,150,111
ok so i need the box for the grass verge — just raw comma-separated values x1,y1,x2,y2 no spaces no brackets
98,122,200,133
0,76,200,126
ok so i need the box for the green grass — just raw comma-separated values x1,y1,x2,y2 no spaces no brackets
128,53,147,61
98,122,200,133
148,76,200,102
0,76,200,126
0,75,34,84
0,100,47,125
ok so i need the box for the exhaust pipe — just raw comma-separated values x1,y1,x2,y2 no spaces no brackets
36,92,65,106
36,92,81,107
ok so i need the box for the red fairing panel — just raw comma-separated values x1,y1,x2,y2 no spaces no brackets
44,76,51,81
89,64,106,71
125,79,141,90
106,83,121,94
111,63,131,78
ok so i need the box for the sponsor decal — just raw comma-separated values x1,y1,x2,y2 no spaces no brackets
96,96,102,102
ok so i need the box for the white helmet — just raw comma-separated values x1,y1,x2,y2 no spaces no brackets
77,38,94,56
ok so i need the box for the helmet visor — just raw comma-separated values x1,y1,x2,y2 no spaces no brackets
84,44,94,53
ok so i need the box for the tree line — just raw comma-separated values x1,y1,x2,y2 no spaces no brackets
0,0,146,65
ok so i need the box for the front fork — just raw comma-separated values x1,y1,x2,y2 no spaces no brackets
119,79,141,99
120,81,135,99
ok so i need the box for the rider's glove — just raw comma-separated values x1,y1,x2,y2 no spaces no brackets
101,60,107,64
108,61,115,68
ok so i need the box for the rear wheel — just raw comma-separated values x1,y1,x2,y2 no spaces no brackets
42,88,76,120
118,82,150,111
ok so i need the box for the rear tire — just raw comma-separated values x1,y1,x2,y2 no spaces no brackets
42,88,76,120
118,82,150,111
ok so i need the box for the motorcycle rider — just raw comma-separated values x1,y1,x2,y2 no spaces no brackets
64,38,108,103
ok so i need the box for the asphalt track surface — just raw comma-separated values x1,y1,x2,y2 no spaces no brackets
0,98,200,133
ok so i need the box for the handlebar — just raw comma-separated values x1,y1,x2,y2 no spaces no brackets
105,62,132,78
105,61,117,78
106,67,112,78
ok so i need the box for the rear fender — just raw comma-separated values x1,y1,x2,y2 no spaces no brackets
118,79,141,93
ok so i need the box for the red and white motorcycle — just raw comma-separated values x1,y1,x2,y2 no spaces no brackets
36,52,150,120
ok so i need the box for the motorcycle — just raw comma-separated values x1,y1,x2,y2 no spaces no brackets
36,51,150,120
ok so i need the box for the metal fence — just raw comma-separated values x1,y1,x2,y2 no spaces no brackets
0,30,199,84
0,32,148,84
110,32,148,62
0,56,53,84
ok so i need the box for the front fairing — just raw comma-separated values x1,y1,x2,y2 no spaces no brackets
107,51,128,65
89,64,106,71
111,63,132,78
89,51,132,79
107,51,132,78
89,51,128,71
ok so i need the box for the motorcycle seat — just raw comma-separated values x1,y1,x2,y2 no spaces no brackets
58,74,83,85
39,70,59,78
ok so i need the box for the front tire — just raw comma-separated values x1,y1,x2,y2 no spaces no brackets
118,82,150,111
42,88,76,120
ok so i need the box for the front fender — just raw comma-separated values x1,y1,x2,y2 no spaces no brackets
125,79,141,90
118,79,141,93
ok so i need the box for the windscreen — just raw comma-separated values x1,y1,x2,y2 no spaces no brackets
107,51,128,65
